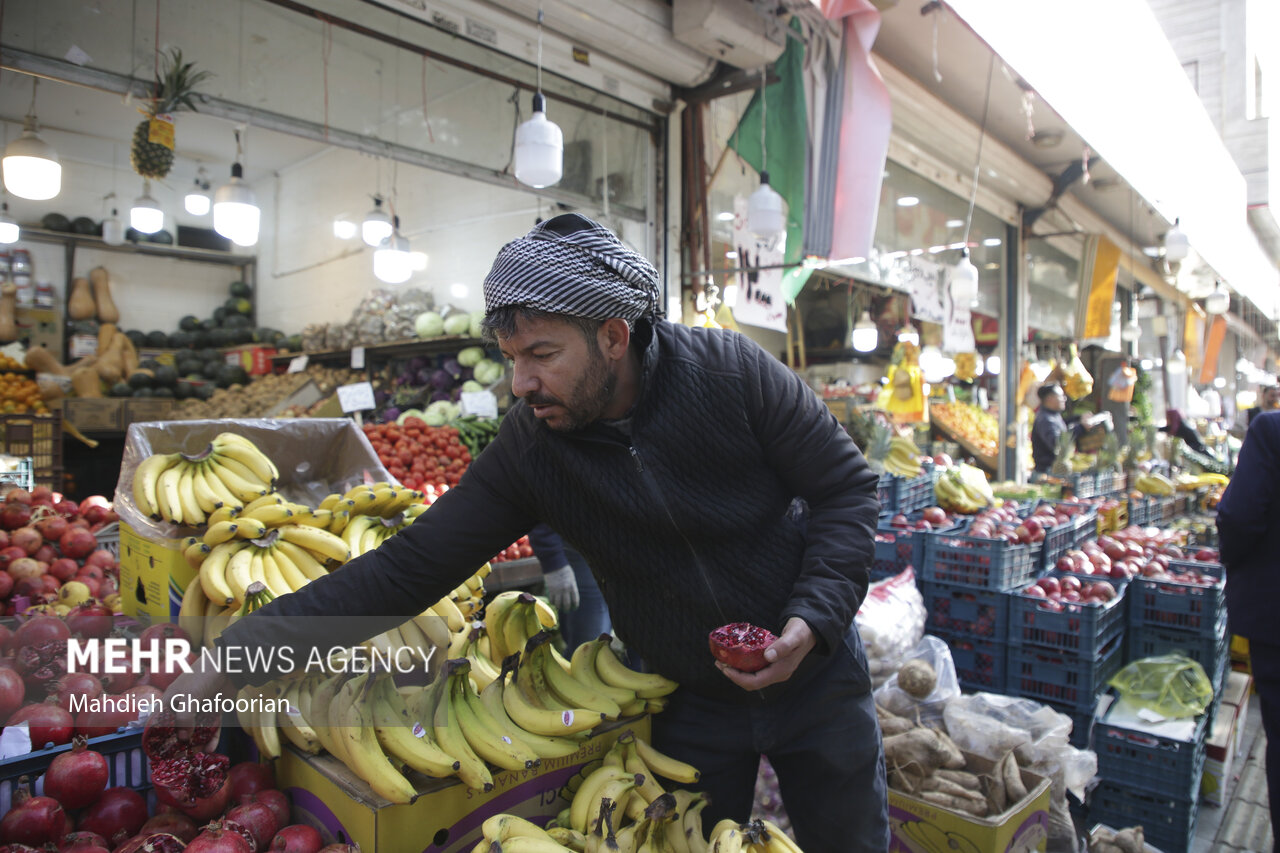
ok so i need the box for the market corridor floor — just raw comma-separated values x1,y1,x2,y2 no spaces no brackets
1196,699,1273,852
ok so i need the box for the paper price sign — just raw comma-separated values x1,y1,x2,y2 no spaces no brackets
460,391,499,419
287,355,309,374
337,382,376,413
351,347,366,369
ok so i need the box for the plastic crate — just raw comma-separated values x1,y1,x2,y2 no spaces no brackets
0,457,34,491
1007,632,1125,709
1036,501,1100,570
1157,495,1176,522
1094,710,1208,802
1009,573,1126,656
1127,496,1150,527
1096,501,1128,536
1066,471,1098,499
1127,561,1225,638
95,521,121,561
877,468,937,514
1126,619,1229,689
0,413,62,491
931,628,1007,693
0,729,148,815
920,578,1010,639
921,526,1040,590
873,512,963,581
1088,781,1198,853
1095,470,1125,496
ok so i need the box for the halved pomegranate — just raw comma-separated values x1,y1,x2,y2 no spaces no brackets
707,622,778,673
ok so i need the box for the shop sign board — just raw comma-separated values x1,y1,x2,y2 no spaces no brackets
895,255,945,326
729,197,788,333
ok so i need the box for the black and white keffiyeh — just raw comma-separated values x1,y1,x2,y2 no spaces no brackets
483,214,661,323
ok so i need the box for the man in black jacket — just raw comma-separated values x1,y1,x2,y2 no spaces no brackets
175,214,887,849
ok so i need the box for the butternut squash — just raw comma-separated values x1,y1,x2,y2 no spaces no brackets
23,345,67,376
120,333,140,377
0,282,17,343
70,365,103,398
89,267,119,324
68,277,96,321
97,322,117,357
95,333,128,386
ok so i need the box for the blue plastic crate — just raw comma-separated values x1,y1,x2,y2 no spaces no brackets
920,578,1010,640
877,468,938,514
1044,699,1097,750
931,628,1007,693
872,511,962,581
1007,632,1125,709
1066,471,1098,499
921,526,1040,590
1127,618,1229,690
1088,781,1198,853
1127,496,1149,527
1035,501,1101,571
1095,710,1208,802
1127,560,1225,638
0,729,148,815
1009,572,1126,657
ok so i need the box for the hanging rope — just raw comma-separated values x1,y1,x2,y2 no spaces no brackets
536,3,544,95
421,55,435,144
961,53,996,253
759,66,768,173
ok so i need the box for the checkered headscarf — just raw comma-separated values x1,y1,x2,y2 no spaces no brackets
483,214,661,323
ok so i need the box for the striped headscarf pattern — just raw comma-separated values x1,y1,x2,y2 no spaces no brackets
483,213,661,323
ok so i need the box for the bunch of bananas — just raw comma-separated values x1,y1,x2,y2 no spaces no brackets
953,352,977,382
934,467,989,514
883,435,926,479
132,432,278,526
1173,471,1229,491
1133,471,1176,496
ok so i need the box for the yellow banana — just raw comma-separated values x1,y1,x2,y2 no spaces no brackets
504,661,605,737
479,662,583,760
225,546,255,605
212,432,279,484
177,576,209,649
431,662,494,792
201,465,244,512
207,504,241,527
532,636,621,719
274,539,329,582
277,680,322,754
190,462,223,515
203,520,241,547
156,463,185,524
335,675,417,804
569,641,637,708
371,675,460,778
242,503,295,528
632,735,701,786
207,457,269,502
132,452,180,519
198,541,243,607
268,544,311,592
451,662,540,771
481,814,562,847
318,492,343,511
594,640,678,699
279,524,351,564
570,766,640,835
183,537,211,569
259,549,293,598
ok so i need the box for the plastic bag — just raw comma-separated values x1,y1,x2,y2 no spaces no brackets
856,567,926,687
873,634,959,726
1107,363,1137,404
1106,653,1214,718
1061,344,1094,400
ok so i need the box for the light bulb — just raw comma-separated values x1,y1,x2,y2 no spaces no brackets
919,345,947,384
514,93,564,188
1204,281,1229,316
332,219,357,240
213,163,260,247
985,355,1001,375
362,197,393,247
1121,317,1142,342
101,209,125,246
130,182,164,234
373,229,413,284
184,173,211,216
747,171,786,238
950,250,979,304
1167,349,1187,375
2,115,61,201
0,204,18,244
897,326,919,347
851,311,878,352
1164,217,1189,262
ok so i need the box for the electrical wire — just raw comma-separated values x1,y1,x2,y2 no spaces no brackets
961,53,995,254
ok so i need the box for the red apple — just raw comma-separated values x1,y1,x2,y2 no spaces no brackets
921,507,948,526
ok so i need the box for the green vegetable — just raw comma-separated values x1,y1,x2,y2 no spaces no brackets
425,400,458,426
415,311,444,338
469,310,486,339
443,313,472,336
473,358,505,385
395,408,426,425
461,380,484,393
457,346,485,368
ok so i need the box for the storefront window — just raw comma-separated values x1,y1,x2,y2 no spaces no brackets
1025,238,1082,339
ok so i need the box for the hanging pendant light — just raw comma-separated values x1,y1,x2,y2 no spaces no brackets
2,81,61,201
514,8,563,188
1203,280,1229,316
102,208,125,246
184,168,212,216
361,196,393,247
1164,217,1189,262
213,131,260,248
897,325,919,347
373,216,413,285
851,310,878,352
747,66,786,239
950,249,980,304
1120,316,1142,342
130,181,164,234
0,204,18,245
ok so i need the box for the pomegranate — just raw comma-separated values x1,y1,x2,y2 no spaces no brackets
269,827,323,853
78,788,148,848
74,695,134,738
52,498,81,520
79,497,112,525
8,702,74,748
139,652,195,692
77,565,106,585
15,642,69,692
9,528,41,556
60,831,109,852
136,835,185,853
0,667,25,720
97,575,120,599
65,602,114,640
84,551,118,572
316,845,360,853
226,763,276,803
101,668,138,694
7,559,43,584
0,572,13,600
137,624,191,655
226,802,278,851
59,529,97,562
34,515,69,544
40,575,62,596
74,576,102,600
29,487,52,504
110,836,147,853
0,501,33,531
0,844,41,853
138,814,198,845
142,709,219,761
12,614,71,649
13,578,46,600
52,672,104,712
151,752,231,822
186,823,252,853
248,791,290,829
707,622,778,673
44,735,110,808
0,779,67,846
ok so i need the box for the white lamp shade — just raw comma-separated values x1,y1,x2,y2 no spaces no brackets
514,94,564,189
852,311,878,352
897,326,919,346
373,233,413,284
0,207,17,245
213,176,261,247
919,345,947,384
1121,318,1142,342
950,253,980,303
2,122,61,201
102,212,125,246
361,204,393,247
184,190,211,216
985,355,1001,375
1167,349,1187,374
130,186,164,234
747,172,786,238
1204,284,1229,316
1164,219,1189,262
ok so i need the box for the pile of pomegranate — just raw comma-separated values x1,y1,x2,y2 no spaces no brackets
0,735,343,853
955,501,1083,547
1020,573,1118,612
0,487,121,618
1051,529,1220,585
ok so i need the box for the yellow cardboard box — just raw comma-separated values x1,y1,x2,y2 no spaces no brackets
277,717,649,853
118,521,194,627
1201,707,1238,806
889,753,1051,853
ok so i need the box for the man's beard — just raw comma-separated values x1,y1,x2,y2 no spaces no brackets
527,348,616,432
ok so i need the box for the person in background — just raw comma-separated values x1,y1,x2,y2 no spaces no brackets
1247,384,1280,426
1216,410,1280,836
1030,383,1110,477
1160,409,1210,455
529,522,611,650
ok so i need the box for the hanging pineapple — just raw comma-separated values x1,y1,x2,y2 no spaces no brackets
131,48,212,180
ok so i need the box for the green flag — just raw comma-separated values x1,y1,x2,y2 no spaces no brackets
729,23,812,303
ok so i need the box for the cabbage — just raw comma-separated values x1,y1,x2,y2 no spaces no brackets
461,380,484,393
473,358,505,385
425,400,457,426
415,311,444,338
457,346,485,368
443,313,472,336
396,408,426,425
469,311,485,339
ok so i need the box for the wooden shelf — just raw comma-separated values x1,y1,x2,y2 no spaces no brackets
270,336,492,365
16,227,256,267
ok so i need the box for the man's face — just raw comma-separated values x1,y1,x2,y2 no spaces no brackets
1265,388,1280,408
1043,389,1067,411
498,314,616,432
